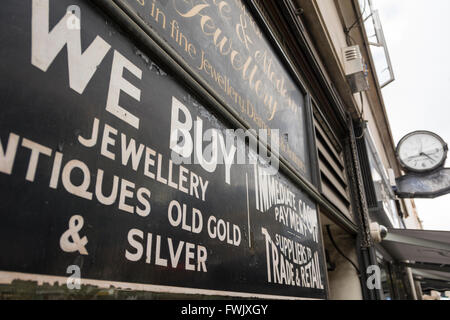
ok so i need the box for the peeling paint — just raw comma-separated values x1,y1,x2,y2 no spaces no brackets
135,48,167,76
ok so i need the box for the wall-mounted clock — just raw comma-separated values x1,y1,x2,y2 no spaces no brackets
396,131,448,173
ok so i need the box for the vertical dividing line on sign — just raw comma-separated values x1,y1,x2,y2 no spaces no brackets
246,173,251,248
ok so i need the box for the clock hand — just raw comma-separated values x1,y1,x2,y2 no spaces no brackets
420,152,435,163
422,149,441,156
406,154,421,161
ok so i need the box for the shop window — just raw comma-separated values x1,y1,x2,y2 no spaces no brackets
356,126,402,228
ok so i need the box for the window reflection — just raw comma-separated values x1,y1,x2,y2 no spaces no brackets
365,131,401,228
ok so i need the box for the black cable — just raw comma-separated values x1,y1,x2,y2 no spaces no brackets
326,225,361,276
355,127,365,140
346,33,357,46
359,91,364,120
345,0,368,35
355,92,366,140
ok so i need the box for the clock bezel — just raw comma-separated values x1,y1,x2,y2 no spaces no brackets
396,130,448,173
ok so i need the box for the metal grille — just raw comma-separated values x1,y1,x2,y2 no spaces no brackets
313,108,352,219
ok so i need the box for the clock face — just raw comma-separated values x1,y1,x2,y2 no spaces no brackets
397,131,448,172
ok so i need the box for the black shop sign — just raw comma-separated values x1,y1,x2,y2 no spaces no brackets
0,0,327,299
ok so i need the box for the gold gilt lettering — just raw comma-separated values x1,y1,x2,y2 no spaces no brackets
169,0,304,171
174,1,279,122
255,50,288,100
170,19,197,58
236,14,253,51
216,0,232,20
233,0,263,39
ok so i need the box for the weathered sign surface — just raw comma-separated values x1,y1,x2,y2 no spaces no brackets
123,0,310,178
0,0,327,299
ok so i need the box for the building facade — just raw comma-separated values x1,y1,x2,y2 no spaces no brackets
0,0,429,300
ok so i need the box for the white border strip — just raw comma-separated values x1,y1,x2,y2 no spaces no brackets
0,271,321,300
